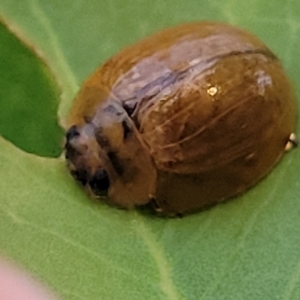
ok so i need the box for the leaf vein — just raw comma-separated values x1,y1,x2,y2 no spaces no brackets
135,213,182,300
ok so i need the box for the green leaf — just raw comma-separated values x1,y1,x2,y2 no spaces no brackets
0,1,300,299
0,21,63,156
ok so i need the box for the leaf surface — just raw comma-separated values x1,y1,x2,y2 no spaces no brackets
0,1,300,299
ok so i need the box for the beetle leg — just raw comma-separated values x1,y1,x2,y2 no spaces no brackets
285,133,298,151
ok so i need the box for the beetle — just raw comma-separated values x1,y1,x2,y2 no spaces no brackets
65,22,297,215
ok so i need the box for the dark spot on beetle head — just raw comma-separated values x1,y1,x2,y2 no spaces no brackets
65,125,81,160
107,151,124,176
71,168,89,186
122,120,132,139
89,168,110,196
66,125,80,141
65,145,80,161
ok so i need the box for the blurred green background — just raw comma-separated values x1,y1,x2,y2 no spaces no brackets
0,1,300,299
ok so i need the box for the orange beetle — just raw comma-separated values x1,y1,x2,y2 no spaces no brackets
65,22,297,215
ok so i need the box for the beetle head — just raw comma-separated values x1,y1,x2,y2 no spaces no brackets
65,100,157,208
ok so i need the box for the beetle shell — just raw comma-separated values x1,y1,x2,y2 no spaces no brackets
65,22,297,215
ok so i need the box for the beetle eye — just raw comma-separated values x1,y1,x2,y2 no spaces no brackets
89,168,110,195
